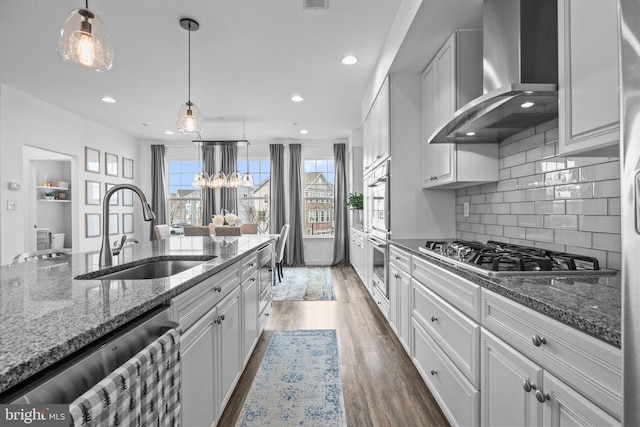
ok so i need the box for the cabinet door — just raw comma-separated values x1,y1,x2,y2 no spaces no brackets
216,286,242,416
378,77,390,161
389,263,400,334
543,371,620,427
242,274,259,367
181,309,216,427
481,329,543,427
397,266,411,354
558,0,619,156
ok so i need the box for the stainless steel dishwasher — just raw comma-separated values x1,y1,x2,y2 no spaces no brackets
1,306,175,404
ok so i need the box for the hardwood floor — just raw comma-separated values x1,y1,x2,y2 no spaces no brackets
218,266,450,427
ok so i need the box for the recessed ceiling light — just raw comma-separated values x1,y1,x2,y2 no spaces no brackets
466,132,476,136
164,130,174,135
521,101,535,108
291,95,304,102
341,55,358,65
101,96,116,103
299,129,309,134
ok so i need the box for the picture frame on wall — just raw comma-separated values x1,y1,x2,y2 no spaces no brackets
109,213,119,235
85,180,101,205
122,189,133,206
85,147,100,173
123,157,134,179
86,213,101,238
123,213,134,234
105,183,118,206
105,153,118,176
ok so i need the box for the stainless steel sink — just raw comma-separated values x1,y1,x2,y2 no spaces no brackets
75,258,216,281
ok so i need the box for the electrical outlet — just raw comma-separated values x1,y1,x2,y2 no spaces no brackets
463,202,470,218
7,200,17,211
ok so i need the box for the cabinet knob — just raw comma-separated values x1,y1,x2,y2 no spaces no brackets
214,285,222,292
250,277,257,282
394,273,400,278
214,314,225,324
535,390,550,403
430,369,438,376
430,316,438,322
249,262,255,267
522,380,537,393
395,256,401,260
532,335,547,347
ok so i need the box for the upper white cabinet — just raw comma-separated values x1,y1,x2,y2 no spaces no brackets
363,76,390,172
558,0,620,157
421,30,499,189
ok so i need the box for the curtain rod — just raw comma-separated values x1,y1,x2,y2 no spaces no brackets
194,139,250,146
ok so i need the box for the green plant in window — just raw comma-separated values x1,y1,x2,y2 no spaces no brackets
345,192,363,210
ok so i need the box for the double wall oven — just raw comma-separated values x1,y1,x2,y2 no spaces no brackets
367,160,390,298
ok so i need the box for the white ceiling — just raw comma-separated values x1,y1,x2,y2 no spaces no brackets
0,0,482,144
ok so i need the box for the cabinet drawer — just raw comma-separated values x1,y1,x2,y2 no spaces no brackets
373,285,389,320
412,255,480,322
389,245,411,273
412,319,479,427
412,279,480,388
240,253,258,280
171,263,241,331
481,290,622,419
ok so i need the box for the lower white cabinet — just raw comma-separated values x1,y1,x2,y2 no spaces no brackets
389,261,411,354
241,271,259,367
217,287,242,415
481,328,620,427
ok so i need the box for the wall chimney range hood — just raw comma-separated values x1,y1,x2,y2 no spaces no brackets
429,0,558,144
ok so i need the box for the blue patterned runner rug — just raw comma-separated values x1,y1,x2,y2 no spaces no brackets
272,267,336,301
235,329,347,427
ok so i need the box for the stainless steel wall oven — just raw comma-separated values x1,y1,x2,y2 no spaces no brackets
367,159,390,299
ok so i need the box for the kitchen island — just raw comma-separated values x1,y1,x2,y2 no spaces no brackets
0,234,275,397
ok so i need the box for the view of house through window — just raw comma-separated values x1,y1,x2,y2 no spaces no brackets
168,158,270,235
304,159,335,236
168,160,203,235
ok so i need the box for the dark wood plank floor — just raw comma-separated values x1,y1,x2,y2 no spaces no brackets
218,266,450,427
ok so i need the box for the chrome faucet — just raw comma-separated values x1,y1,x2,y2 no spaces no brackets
99,184,155,267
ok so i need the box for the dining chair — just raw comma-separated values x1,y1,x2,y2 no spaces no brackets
154,224,172,240
274,224,290,283
184,226,211,236
240,223,258,234
214,226,242,236
13,248,70,264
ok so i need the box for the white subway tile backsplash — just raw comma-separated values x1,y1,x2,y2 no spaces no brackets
555,230,592,248
454,122,620,269
534,200,565,215
566,199,608,215
579,215,621,233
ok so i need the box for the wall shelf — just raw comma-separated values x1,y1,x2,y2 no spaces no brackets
38,199,71,203
36,186,69,191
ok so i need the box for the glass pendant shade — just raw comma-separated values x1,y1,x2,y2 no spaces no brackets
57,8,114,71
241,173,255,188
210,171,227,189
177,102,203,134
227,171,242,188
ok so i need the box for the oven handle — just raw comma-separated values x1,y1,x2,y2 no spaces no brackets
368,237,387,248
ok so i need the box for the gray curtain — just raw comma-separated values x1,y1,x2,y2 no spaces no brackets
288,144,305,266
332,143,349,265
202,143,216,225
149,145,167,240
220,144,238,214
270,144,286,235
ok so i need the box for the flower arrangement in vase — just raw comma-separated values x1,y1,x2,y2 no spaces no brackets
212,209,243,227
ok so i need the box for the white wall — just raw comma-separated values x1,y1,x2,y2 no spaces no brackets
0,85,141,265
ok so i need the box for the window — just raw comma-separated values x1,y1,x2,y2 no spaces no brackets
168,160,202,234
236,159,270,234
303,159,334,236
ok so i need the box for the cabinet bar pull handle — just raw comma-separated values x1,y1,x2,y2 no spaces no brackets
430,369,438,375
532,335,547,347
214,285,222,292
535,390,550,403
430,316,438,322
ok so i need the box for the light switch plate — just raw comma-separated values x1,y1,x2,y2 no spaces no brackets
7,200,17,211
463,202,470,217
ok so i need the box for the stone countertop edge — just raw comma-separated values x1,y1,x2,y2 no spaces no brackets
0,235,276,397
389,239,621,349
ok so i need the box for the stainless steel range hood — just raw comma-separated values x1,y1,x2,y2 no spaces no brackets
429,0,558,144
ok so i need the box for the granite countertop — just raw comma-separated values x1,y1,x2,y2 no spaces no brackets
0,235,275,396
390,239,621,349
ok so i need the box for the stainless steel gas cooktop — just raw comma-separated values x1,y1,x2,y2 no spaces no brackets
418,240,615,277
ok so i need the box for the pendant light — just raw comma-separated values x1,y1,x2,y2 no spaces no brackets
241,120,255,188
176,18,203,134
57,0,114,71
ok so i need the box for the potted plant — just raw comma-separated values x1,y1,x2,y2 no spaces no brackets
346,192,364,222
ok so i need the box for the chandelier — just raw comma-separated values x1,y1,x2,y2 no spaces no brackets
192,139,254,189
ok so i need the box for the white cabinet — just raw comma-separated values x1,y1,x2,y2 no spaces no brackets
481,328,620,427
363,76,390,172
558,0,620,157
241,271,259,367
421,29,499,189
216,287,242,415
350,227,365,280
389,245,412,354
